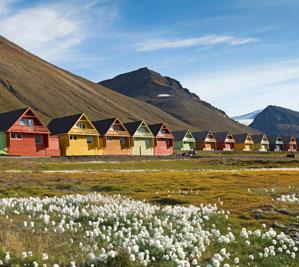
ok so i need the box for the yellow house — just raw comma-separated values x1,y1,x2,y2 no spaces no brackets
48,113,103,156
234,133,254,152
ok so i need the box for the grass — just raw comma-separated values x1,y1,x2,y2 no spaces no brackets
0,156,298,266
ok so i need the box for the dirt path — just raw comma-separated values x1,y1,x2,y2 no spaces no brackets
4,167,299,174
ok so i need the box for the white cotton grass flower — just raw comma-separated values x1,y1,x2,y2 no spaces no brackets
0,193,298,266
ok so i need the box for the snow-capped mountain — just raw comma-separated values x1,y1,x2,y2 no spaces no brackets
232,109,264,126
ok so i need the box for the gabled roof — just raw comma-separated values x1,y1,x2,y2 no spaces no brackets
124,121,145,136
173,130,194,141
149,123,164,136
0,108,29,131
193,131,215,142
234,133,250,143
48,113,82,135
267,136,282,144
251,134,266,143
93,117,117,136
281,136,297,144
213,131,233,142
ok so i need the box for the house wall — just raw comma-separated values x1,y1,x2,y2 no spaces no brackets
0,132,7,155
154,139,173,156
174,141,195,152
8,133,51,156
60,134,103,156
253,143,269,152
132,137,154,156
103,136,132,155
196,142,216,151
216,142,235,151
47,135,61,156
235,143,254,152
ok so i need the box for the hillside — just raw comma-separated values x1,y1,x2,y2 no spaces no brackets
100,67,257,133
250,105,299,137
0,36,193,130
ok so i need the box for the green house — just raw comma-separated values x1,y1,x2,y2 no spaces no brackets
173,129,196,152
0,131,7,155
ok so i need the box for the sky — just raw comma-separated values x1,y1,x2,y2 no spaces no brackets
0,0,299,117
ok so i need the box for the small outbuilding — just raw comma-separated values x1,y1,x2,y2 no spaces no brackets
0,107,60,156
193,130,217,151
93,117,131,155
281,136,297,152
234,133,254,152
252,134,270,152
173,129,196,153
48,113,102,156
124,121,155,156
268,136,284,152
149,123,174,156
213,131,235,151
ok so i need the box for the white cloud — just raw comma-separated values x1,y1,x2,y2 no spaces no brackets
134,34,259,52
180,59,299,116
0,0,17,15
0,1,117,62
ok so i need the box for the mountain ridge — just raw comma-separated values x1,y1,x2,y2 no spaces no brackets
0,35,194,131
250,105,299,137
100,67,258,134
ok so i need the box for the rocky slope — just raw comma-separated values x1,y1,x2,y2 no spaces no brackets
250,106,299,137
100,67,258,133
0,36,192,130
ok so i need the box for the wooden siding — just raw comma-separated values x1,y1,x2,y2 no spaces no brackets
59,134,103,156
0,131,7,155
131,137,154,156
103,136,131,155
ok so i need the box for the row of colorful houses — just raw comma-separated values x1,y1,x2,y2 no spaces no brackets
0,107,297,157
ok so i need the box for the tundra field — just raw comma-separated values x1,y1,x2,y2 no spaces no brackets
0,153,299,267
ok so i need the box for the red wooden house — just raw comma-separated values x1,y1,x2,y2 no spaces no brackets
281,136,297,152
0,108,60,157
213,131,235,151
149,123,174,156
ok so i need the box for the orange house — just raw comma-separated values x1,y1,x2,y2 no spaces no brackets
0,107,60,157
93,117,132,155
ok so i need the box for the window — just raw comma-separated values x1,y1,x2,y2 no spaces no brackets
107,136,113,142
19,119,34,126
77,123,86,129
35,135,43,144
120,137,126,145
113,125,120,131
87,136,93,144
139,127,146,133
11,133,22,139
70,135,77,140
145,138,151,146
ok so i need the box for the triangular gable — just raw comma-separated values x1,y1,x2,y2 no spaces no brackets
222,131,235,143
69,113,99,134
0,107,28,131
1,107,49,133
134,121,154,137
150,123,173,138
183,129,196,142
106,117,130,136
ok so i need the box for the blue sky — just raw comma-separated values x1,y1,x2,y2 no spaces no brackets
0,0,299,116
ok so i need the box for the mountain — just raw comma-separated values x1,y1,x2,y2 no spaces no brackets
232,109,263,126
100,67,258,133
0,36,194,130
250,106,299,137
